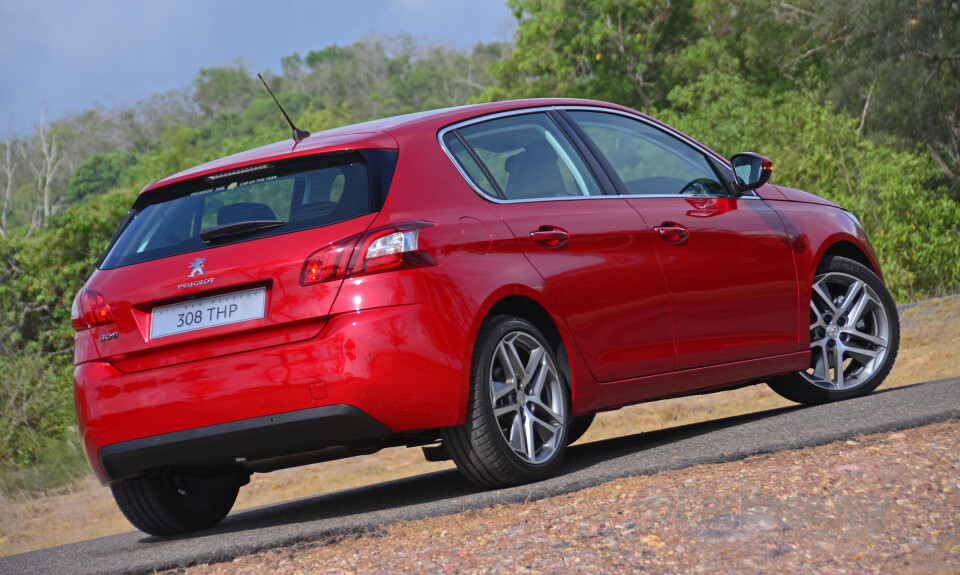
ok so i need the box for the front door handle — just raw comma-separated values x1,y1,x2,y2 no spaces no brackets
530,227,569,248
653,223,689,243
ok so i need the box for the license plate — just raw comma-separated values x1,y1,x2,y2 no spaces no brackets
150,287,266,339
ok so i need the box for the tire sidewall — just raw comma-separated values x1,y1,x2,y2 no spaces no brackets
111,472,239,536
472,316,570,477
770,255,900,404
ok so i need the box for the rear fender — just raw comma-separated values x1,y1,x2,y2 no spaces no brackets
464,281,593,422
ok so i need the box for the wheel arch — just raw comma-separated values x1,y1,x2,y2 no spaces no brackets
819,240,880,277
486,295,567,370
457,288,585,424
797,237,881,349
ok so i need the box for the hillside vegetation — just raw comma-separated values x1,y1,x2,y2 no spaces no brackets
1,1,958,480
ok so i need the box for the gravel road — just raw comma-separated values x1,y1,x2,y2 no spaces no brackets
172,418,960,574
1,377,958,575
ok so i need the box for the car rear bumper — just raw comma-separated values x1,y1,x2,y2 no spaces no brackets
99,404,392,483
74,304,466,484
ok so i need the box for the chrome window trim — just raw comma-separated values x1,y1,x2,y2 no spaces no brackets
437,105,760,204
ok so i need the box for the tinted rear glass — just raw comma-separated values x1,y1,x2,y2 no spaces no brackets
101,155,371,269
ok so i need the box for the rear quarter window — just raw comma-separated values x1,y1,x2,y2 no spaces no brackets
442,112,602,201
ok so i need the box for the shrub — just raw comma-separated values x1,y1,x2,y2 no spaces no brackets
659,72,960,300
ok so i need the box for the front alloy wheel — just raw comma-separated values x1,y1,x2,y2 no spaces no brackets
769,255,900,405
803,271,890,390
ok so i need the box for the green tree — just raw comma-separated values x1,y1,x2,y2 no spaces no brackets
65,151,137,202
672,0,960,195
487,0,695,111
193,62,260,118
0,187,135,466
817,0,960,195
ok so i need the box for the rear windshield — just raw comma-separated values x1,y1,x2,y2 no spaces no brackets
101,153,376,270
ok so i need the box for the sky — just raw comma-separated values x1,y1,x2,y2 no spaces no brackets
0,0,515,138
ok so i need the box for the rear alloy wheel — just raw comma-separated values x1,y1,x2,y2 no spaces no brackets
443,316,569,487
111,470,242,536
768,255,899,405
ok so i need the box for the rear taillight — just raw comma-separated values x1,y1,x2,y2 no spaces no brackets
356,224,437,274
299,222,437,286
300,234,362,286
71,289,114,332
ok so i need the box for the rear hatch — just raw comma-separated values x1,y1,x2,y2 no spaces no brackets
81,149,397,373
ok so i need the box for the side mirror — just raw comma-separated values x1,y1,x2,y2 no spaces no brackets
730,152,772,192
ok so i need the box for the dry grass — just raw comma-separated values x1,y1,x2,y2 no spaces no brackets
1,295,958,557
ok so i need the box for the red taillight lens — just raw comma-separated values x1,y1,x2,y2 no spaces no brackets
300,234,362,286
71,289,114,332
299,222,437,286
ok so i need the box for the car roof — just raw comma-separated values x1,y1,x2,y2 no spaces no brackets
139,98,638,195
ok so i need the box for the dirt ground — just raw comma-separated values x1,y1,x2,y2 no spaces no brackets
165,419,960,575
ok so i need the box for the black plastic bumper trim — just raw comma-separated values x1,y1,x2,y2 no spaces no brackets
98,404,392,482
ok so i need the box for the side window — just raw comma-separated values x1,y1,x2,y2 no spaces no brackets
568,111,727,197
443,134,499,198
444,112,603,200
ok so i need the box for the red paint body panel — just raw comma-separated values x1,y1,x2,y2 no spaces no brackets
752,182,788,201
625,196,799,369
75,302,464,483
762,198,881,348
576,351,811,414
488,198,676,381
73,98,887,485
773,185,842,208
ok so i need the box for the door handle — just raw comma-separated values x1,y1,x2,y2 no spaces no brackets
653,223,688,243
530,227,569,248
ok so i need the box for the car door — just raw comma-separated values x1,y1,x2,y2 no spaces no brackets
441,111,677,382
566,110,800,370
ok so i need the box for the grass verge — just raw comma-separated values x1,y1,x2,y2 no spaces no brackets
0,436,88,499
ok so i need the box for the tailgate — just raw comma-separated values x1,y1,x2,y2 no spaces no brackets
85,215,374,372
76,150,398,372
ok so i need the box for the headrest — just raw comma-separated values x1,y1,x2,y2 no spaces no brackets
217,202,277,225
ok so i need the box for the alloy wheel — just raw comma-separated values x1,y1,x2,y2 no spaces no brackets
802,271,891,390
488,331,566,464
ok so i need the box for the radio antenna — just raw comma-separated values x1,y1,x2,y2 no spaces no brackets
258,73,310,143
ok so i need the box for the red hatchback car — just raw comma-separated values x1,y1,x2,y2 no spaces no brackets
72,99,899,535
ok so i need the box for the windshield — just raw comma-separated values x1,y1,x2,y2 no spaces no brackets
101,155,371,269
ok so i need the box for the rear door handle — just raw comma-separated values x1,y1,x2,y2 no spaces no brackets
653,223,688,243
530,227,569,248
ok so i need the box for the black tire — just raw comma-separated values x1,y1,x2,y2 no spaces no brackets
768,255,899,405
111,471,240,536
442,315,570,487
566,414,596,446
